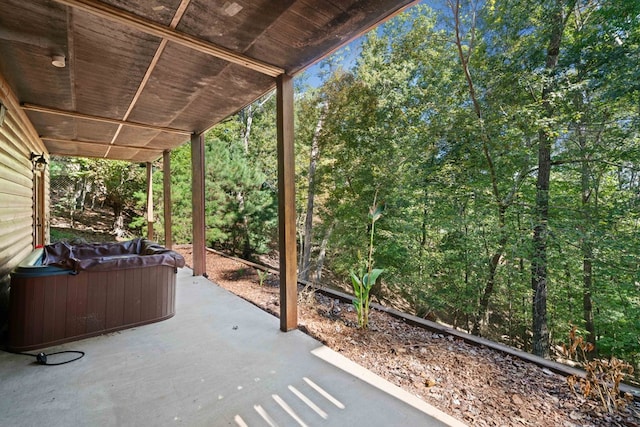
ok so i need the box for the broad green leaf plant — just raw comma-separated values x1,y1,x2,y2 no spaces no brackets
350,195,384,329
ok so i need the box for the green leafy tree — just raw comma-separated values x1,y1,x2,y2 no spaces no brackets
203,103,278,257
302,0,638,369
51,156,146,237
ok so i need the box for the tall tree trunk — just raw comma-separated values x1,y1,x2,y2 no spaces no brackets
236,92,276,257
450,0,523,336
473,206,508,336
532,130,552,358
582,242,595,348
76,177,87,211
242,105,252,153
300,105,327,281
238,104,255,257
236,193,250,257
112,204,126,238
314,221,335,282
419,205,428,258
578,125,596,353
531,0,576,358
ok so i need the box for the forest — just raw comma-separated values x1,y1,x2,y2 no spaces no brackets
51,0,639,372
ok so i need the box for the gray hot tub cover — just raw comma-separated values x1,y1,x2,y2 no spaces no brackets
42,238,185,272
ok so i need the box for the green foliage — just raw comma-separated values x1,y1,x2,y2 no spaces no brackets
202,100,278,257
50,156,146,237
150,93,279,255
350,269,384,328
49,227,114,244
50,228,78,242
256,269,269,287
139,144,194,245
301,0,639,364
350,196,384,329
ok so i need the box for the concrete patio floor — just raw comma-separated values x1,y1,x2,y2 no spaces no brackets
0,268,465,427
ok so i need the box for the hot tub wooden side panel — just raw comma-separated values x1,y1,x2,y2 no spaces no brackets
9,266,177,351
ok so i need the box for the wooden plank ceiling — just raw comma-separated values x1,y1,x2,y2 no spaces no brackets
0,0,416,162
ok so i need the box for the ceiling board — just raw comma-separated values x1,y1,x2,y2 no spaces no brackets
0,0,417,162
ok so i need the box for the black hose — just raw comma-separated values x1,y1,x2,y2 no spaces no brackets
3,348,85,366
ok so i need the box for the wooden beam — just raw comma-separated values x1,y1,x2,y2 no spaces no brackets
191,132,206,277
105,1,191,159
146,162,154,241
34,171,46,247
163,150,173,249
54,0,284,77
41,137,164,153
276,74,297,331
22,103,190,135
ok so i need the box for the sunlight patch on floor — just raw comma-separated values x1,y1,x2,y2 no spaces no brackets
233,374,346,426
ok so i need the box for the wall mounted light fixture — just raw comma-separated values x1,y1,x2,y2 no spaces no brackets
0,102,6,127
30,152,48,171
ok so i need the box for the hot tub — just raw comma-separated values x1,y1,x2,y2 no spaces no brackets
8,239,185,351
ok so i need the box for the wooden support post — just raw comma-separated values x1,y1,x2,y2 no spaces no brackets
191,133,206,276
34,169,46,247
276,74,297,331
163,150,172,249
146,162,154,241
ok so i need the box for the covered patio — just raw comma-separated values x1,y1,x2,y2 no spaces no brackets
0,267,463,426
0,1,473,425
0,0,420,332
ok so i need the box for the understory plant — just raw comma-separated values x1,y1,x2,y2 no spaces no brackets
350,194,384,329
564,325,634,413
256,269,269,287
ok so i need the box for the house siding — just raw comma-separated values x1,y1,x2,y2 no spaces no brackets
0,73,48,334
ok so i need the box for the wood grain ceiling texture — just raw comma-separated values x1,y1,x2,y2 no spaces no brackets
72,12,161,119
0,2,71,107
0,0,417,162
